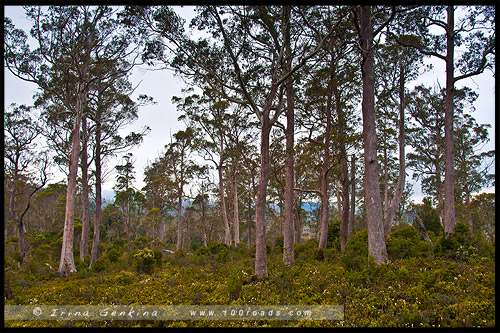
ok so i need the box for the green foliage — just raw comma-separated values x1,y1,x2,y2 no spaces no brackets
386,225,433,260
435,222,478,261
294,238,319,262
327,219,341,250
133,248,157,274
216,247,231,263
411,198,443,236
207,241,229,255
92,255,109,273
105,245,122,263
273,236,284,254
195,245,209,256
341,229,368,271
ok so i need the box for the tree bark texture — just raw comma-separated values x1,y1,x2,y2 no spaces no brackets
384,62,406,235
283,5,295,265
255,113,272,277
58,88,83,276
444,5,457,235
90,107,102,267
359,5,387,264
80,115,90,262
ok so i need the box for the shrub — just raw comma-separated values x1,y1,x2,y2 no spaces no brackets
341,229,368,271
294,238,319,261
327,219,341,250
195,245,209,256
216,247,231,263
105,245,122,263
92,255,109,273
435,222,477,261
386,225,433,260
208,241,230,255
273,236,284,254
133,248,156,274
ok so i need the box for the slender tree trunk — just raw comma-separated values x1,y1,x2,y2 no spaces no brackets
255,113,272,277
218,137,232,246
247,177,253,249
335,87,350,252
59,92,83,276
348,155,356,241
233,175,240,244
384,63,407,234
444,5,456,236
176,184,183,250
201,195,207,246
90,108,102,268
8,175,26,262
318,82,333,249
283,5,295,265
80,115,90,262
295,192,303,245
359,5,387,264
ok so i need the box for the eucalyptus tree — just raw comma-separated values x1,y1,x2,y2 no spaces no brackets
174,90,233,246
123,5,334,276
351,5,398,264
4,104,49,262
407,84,488,228
392,5,495,235
5,5,143,276
162,128,203,250
294,6,358,251
374,30,426,235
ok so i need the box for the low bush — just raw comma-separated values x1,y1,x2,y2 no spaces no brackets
91,255,109,273
341,229,368,271
386,225,433,260
133,248,157,274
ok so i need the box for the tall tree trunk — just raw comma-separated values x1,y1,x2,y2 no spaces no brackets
384,62,407,234
359,5,387,264
255,113,272,277
247,177,253,249
218,137,232,246
444,5,456,236
201,194,208,246
335,87,350,252
59,92,83,276
233,175,240,244
318,81,333,249
90,107,102,268
80,115,90,262
283,5,295,265
176,185,183,250
348,154,356,241
8,175,25,262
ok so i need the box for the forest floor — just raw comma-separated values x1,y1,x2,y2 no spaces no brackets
4,235,496,328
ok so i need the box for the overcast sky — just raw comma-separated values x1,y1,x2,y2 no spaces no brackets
4,5,495,203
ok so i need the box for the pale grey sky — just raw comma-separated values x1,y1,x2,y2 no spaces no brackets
4,5,495,203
